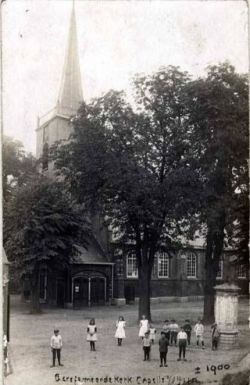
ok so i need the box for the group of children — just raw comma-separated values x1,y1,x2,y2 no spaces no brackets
139,316,205,364
50,316,220,367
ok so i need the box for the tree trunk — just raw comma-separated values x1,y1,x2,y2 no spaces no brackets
138,262,151,321
203,262,216,324
30,269,41,313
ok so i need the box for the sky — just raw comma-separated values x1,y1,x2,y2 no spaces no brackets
2,0,248,154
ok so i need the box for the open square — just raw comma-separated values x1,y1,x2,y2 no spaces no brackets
5,296,250,385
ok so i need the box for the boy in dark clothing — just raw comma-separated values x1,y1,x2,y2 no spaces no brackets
211,323,220,350
159,332,169,367
183,319,192,345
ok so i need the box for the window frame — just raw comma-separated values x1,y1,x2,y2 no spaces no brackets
126,252,138,279
186,252,197,279
237,264,247,280
157,252,169,279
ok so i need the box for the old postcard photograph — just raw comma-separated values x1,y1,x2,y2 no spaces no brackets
1,1,249,385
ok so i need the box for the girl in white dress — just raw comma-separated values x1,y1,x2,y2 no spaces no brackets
87,318,97,351
139,315,149,338
115,316,126,346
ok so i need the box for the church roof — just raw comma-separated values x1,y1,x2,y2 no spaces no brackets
37,1,84,148
57,1,83,117
71,244,112,265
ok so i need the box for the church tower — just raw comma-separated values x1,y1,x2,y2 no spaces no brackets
36,1,83,169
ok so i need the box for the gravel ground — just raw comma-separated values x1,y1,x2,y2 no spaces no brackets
5,296,250,385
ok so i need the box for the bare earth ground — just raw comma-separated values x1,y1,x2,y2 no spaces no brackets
5,296,250,385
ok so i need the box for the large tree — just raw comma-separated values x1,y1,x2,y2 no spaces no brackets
2,135,37,201
186,63,248,322
53,66,200,319
3,176,90,312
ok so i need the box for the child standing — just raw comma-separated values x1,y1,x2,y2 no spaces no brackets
115,316,126,346
177,327,187,361
149,324,156,344
139,315,149,338
142,330,151,361
159,331,169,367
169,319,179,346
183,319,192,345
194,319,205,349
50,329,63,367
211,323,220,350
87,318,97,351
162,320,170,341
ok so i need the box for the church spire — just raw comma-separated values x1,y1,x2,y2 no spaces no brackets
57,0,83,116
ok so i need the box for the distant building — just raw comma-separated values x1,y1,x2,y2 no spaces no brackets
33,2,248,308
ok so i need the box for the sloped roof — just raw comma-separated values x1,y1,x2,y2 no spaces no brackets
71,244,109,264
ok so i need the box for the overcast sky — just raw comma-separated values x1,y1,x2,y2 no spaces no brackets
2,0,248,154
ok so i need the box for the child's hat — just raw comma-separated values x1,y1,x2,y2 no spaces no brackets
185,319,190,322
145,330,150,335
54,328,59,332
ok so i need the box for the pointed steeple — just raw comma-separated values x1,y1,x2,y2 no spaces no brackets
57,0,83,116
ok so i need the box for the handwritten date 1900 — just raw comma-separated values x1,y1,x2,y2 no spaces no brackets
194,364,230,376
206,364,230,375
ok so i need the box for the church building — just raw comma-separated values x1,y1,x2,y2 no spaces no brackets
34,3,248,308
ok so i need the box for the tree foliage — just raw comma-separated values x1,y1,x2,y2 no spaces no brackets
185,63,248,322
2,136,37,201
53,66,201,319
52,63,248,320
4,176,90,312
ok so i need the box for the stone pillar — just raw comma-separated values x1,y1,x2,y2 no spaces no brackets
214,283,241,349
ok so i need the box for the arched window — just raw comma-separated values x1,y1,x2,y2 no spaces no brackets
158,252,169,278
126,253,138,278
187,252,197,278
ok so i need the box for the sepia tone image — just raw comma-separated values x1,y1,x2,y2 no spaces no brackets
1,1,249,385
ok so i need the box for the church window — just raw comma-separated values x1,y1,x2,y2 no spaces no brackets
126,253,138,278
187,252,197,278
158,252,169,278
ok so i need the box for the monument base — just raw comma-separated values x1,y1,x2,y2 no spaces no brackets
219,330,239,349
